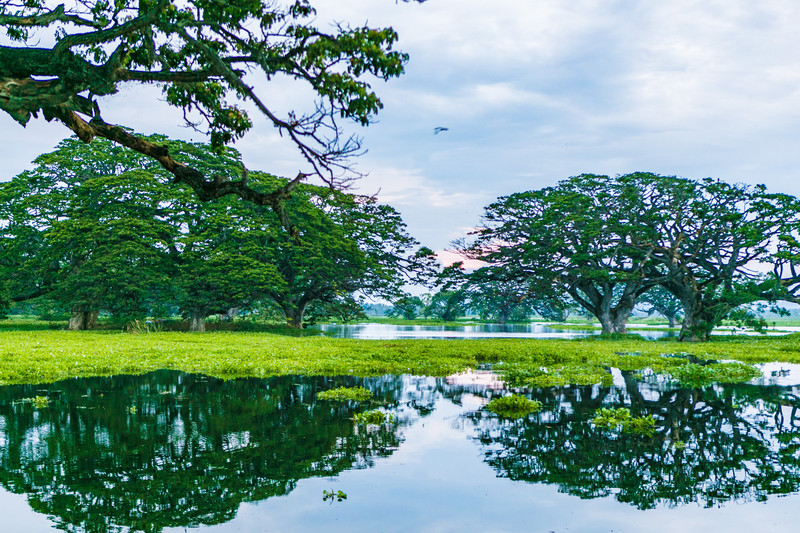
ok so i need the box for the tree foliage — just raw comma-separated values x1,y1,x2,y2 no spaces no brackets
0,0,420,217
1,136,431,330
463,173,800,341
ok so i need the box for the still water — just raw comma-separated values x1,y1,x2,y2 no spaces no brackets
312,322,676,340
2,368,800,532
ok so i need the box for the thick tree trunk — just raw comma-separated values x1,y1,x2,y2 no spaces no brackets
677,299,717,342
283,302,308,329
595,307,631,334
189,310,206,332
68,310,98,331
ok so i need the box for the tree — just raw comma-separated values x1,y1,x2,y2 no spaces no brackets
387,296,424,320
1,135,433,330
464,172,800,341
463,174,664,334
424,289,467,322
256,182,435,328
0,136,275,330
634,175,800,341
0,0,420,216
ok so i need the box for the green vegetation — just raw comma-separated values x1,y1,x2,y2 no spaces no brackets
0,138,433,332
352,410,394,424
0,327,798,387
317,386,373,402
462,173,800,341
485,395,543,418
0,0,418,205
22,396,50,409
322,490,348,503
665,362,762,388
591,408,656,437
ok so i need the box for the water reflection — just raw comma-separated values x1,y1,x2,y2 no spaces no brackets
1,370,800,531
0,372,424,532
466,373,800,509
313,322,675,340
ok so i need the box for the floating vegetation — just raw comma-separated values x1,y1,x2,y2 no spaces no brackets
23,396,50,409
591,407,656,437
500,364,613,388
316,386,372,402
485,394,543,419
352,409,394,425
667,362,760,387
322,489,348,503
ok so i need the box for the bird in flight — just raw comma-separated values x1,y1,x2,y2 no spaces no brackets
433,126,449,135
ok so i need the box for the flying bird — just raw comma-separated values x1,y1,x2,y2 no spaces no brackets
433,126,449,135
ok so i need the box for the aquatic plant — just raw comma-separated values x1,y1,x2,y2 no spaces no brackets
352,409,394,424
323,489,348,502
316,386,372,402
23,396,50,408
591,407,656,437
485,395,542,419
667,362,760,387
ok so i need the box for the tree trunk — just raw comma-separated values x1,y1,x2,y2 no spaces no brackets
283,302,308,329
189,310,206,332
678,300,716,342
68,309,98,331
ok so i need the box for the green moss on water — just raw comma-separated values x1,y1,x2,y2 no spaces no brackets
352,409,393,424
316,386,373,402
0,330,797,386
486,394,542,418
665,362,761,387
591,408,656,437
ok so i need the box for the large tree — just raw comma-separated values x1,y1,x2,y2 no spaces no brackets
463,172,800,340
1,135,432,330
463,174,664,334
0,0,419,217
633,174,800,341
254,179,435,328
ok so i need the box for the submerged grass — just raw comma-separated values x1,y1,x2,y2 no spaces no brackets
0,329,799,386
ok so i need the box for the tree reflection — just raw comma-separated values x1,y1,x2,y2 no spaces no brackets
0,371,412,532
468,373,800,509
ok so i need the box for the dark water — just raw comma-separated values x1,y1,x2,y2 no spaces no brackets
313,322,676,340
1,367,800,532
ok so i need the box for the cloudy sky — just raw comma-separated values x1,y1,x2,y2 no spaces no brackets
3,0,800,254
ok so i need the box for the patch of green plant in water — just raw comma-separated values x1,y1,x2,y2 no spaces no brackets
352,409,394,424
23,396,50,408
500,363,614,388
316,386,372,402
485,394,543,418
322,489,347,502
591,407,656,437
666,362,761,387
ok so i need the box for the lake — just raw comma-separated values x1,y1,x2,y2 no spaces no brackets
312,322,677,340
2,366,800,532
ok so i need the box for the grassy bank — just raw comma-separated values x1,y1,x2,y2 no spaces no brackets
1,329,799,386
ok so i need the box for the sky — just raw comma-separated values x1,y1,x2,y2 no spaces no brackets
3,0,800,255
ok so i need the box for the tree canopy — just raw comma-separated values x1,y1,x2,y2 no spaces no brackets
0,0,420,214
1,135,433,330
462,173,800,340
